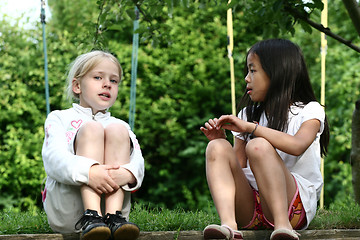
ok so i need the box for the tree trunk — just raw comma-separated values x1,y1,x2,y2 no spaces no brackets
342,0,360,37
351,100,360,204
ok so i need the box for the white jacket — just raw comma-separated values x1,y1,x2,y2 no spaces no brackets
42,104,144,233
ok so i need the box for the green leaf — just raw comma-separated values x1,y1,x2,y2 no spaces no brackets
272,0,283,12
126,8,136,20
299,19,313,33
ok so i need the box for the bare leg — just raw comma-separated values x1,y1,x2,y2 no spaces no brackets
246,137,297,231
104,123,131,214
205,139,254,229
75,121,105,214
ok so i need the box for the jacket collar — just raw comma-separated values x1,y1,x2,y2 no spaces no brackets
72,103,111,120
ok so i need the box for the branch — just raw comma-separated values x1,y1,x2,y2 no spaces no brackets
94,0,107,47
131,0,153,26
342,0,360,36
285,6,360,53
131,0,163,37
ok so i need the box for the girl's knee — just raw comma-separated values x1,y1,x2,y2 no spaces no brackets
77,121,104,140
245,137,273,160
105,123,130,144
206,139,232,162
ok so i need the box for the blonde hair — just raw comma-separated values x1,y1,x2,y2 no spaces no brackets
65,50,123,101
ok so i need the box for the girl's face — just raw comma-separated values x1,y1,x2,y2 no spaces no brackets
72,58,120,114
245,53,270,102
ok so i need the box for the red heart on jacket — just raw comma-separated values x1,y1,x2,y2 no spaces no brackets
71,119,83,129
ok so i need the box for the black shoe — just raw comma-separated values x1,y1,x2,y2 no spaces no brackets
104,211,140,240
75,209,111,240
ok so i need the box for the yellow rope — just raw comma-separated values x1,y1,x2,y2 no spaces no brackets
320,0,328,209
227,0,236,117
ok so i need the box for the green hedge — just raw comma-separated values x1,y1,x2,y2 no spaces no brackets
0,1,358,211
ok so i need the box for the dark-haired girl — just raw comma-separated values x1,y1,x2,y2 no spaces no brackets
201,39,329,240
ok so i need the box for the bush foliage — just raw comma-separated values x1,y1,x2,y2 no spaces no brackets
0,1,359,211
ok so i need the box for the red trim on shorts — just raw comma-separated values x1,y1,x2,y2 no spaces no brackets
241,177,307,230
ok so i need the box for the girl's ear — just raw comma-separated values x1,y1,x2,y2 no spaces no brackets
72,78,81,95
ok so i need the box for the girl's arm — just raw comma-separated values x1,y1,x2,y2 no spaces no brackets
233,137,248,168
217,115,320,156
113,122,145,192
42,111,98,186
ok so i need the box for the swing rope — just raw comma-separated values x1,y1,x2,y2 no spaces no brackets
227,1,236,144
129,7,139,131
227,1,236,117
320,0,328,209
41,0,50,116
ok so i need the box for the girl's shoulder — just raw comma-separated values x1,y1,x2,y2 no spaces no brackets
110,116,132,130
290,101,325,124
45,107,82,126
303,101,323,110
47,107,77,118
303,101,324,116
291,101,323,113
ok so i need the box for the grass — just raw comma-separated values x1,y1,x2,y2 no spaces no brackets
1,200,360,235
0,210,52,235
130,203,220,232
0,203,220,235
308,199,360,230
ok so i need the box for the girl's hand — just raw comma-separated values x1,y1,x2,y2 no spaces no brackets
88,164,120,194
200,118,227,141
108,167,136,187
216,115,252,133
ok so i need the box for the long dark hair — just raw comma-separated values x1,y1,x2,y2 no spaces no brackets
240,39,329,156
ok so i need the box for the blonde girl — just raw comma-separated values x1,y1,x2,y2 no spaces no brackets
42,50,144,240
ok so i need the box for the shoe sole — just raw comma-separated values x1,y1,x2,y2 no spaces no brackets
271,233,299,240
203,224,230,239
113,223,140,240
82,226,111,240
203,224,243,240
270,229,299,240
